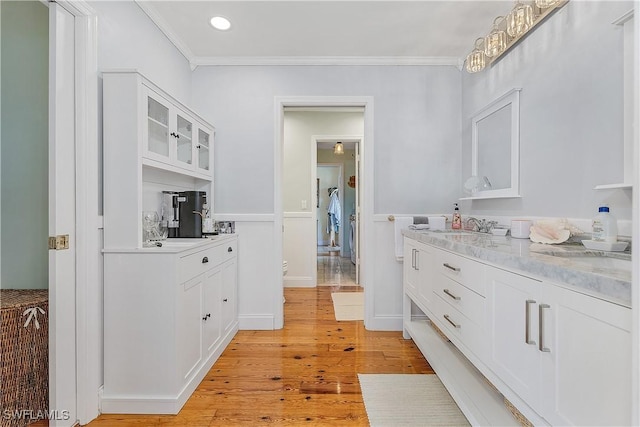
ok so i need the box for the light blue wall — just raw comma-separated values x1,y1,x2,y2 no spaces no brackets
1,0,49,289
461,1,633,221
192,65,463,215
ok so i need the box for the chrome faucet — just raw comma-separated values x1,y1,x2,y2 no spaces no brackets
464,217,497,233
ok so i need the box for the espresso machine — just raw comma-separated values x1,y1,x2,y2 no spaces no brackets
162,191,207,238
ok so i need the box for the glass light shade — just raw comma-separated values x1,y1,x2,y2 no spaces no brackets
535,0,560,9
465,39,486,73
484,17,507,58
507,3,534,37
334,142,344,155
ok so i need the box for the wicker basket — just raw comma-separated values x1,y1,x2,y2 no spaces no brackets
1,290,49,427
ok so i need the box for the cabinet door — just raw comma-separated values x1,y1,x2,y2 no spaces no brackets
403,240,419,300
195,125,213,176
177,274,203,382
202,267,222,355
540,283,631,426
175,112,194,170
486,267,541,410
221,258,237,333
416,244,436,310
143,88,172,163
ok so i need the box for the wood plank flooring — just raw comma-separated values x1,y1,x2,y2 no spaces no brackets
86,285,432,426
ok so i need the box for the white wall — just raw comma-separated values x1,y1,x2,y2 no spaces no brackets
461,1,633,225
91,1,192,103
0,0,49,289
192,65,462,327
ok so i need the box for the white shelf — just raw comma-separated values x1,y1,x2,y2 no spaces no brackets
593,183,633,190
404,319,516,427
459,195,522,201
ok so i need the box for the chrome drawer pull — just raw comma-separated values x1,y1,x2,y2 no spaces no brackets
443,289,461,301
443,263,460,272
539,304,551,353
202,256,209,264
525,300,536,345
443,314,461,329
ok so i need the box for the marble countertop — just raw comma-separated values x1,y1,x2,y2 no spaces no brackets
403,229,632,308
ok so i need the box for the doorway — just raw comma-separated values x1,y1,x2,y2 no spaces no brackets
276,98,373,329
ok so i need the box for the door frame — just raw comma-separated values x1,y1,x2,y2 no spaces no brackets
49,0,100,424
275,96,373,329
315,162,344,250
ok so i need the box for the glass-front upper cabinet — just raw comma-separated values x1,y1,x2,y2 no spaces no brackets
176,114,193,167
196,127,212,174
146,94,171,159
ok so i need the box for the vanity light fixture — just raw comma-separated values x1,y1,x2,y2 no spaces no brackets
464,0,568,73
465,38,487,73
210,16,231,31
507,2,534,38
484,17,507,58
334,142,344,155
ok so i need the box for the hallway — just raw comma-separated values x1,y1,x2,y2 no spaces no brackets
88,287,431,426
317,250,357,286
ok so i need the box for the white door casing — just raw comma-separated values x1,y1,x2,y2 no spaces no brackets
275,96,373,329
49,0,100,424
48,3,77,425
354,141,360,285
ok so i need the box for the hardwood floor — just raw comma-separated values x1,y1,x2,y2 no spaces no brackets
87,286,432,426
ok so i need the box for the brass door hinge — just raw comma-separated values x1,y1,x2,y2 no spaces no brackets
48,234,70,250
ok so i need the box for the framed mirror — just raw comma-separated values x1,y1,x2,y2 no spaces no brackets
468,88,521,199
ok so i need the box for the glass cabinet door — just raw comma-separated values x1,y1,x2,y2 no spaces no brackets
176,114,193,166
147,96,170,157
197,128,210,172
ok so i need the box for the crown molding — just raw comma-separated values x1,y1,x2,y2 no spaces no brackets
134,0,197,69
191,56,461,67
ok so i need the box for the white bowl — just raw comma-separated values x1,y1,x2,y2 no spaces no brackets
581,240,629,252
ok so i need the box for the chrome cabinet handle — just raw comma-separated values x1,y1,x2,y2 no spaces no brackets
443,263,460,272
539,304,551,353
443,289,461,301
411,249,415,269
443,314,461,329
525,300,536,345
415,250,419,270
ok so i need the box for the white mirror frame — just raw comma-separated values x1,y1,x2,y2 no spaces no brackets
469,88,521,199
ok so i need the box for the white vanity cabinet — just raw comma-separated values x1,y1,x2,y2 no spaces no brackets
539,282,631,426
403,235,632,426
403,239,435,310
486,267,542,411
103,236,238,415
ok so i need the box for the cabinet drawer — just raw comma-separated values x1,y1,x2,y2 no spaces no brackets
177,240,237,283
436,250,485,295
433,275,485,327
431,293,486,359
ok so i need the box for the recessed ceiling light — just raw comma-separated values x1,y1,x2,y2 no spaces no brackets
210,16,231,31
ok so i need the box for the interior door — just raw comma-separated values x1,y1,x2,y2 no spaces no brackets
49,3,77,425
355,142,360,284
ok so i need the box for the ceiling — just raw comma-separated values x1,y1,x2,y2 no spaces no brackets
135,1,514,68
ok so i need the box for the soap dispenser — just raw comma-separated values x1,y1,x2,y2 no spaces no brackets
452,203,462,230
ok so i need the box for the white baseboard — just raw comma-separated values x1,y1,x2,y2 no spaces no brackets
284,276,315,287
238,314,276,330
366,314,403,331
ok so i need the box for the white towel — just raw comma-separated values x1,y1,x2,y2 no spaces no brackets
408,224,430,230
394,217,414,261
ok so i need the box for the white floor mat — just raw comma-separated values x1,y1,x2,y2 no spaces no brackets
358,374,470,426
331,292,364,321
